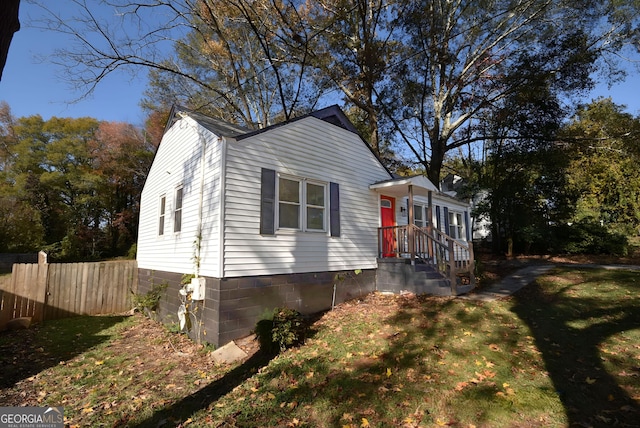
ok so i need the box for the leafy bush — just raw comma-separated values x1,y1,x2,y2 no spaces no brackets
126,243,137,259
551,219,629,256
255,307,307,353
133,282,168,314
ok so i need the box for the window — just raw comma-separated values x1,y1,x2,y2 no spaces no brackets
174,186,183,233
261,169,338,236
277,175,326,232
306,182,325,231
278,177,300,229
413,204,425,228
158,195,166,236
448,210,464,239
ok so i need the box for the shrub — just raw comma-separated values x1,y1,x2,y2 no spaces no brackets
551,219,629,256
255,307,307,353
133,281,168,314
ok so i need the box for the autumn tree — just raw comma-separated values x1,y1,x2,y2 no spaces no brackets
0,109,153,260
93,121,153,256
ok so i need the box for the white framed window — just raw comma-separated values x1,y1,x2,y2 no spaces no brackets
413,204,426,228
158,194,166,236
278,177,300,229
174,186,183,233
277,174,326,232
306,181,326,231
448,210,464,239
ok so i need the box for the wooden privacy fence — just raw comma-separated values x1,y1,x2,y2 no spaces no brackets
0,260,138,330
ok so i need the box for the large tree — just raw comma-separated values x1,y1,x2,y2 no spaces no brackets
38,0,323,129
36,0,640,181
304,0,400,156
383,0,639,185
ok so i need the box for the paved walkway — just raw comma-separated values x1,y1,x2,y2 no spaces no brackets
460,263,640,302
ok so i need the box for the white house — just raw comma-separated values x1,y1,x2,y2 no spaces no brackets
137,105,474,346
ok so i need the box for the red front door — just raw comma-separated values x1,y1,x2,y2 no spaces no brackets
380,195,396,257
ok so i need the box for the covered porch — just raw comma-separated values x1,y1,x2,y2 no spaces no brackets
370,176,475,294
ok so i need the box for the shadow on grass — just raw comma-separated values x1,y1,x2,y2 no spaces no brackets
129,350,276,428
0,315,130,389
129,312,332,427
511,269,640,426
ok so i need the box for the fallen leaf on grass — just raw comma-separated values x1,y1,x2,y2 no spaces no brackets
341,413,354,422
585,377,597,384
488,344,500,351
361,417,370,427
455,382,469,391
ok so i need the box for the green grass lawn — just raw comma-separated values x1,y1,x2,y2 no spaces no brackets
1,267,638,427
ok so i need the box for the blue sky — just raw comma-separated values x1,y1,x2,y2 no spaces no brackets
0,1,639,127
0,1,149,125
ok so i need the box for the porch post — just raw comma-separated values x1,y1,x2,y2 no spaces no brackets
408,184,415,263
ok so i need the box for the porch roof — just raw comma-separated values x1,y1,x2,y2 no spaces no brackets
369,175,438,198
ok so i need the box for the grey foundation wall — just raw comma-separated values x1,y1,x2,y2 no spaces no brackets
138,268,376,347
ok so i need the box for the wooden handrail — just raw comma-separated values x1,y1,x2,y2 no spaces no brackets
378,225,475,292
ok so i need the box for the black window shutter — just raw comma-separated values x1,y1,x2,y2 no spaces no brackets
435,205,441,230
260,168,276,235
464,211,471,241
443,207,449,234
330,182,340,237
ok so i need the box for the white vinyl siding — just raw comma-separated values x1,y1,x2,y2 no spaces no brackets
137,117,223,278
222,116,390,277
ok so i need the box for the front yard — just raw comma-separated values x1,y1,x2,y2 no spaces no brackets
1,266,639,427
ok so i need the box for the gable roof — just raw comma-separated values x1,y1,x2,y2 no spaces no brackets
164,104,393,177
165,105,251,137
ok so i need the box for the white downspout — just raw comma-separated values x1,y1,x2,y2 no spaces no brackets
195,129,208,279
217,136,227,278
